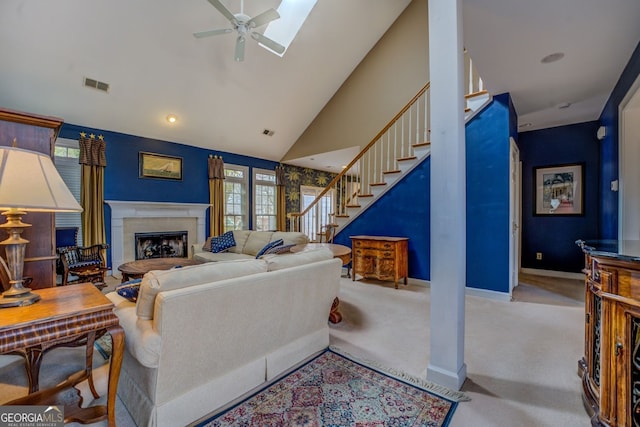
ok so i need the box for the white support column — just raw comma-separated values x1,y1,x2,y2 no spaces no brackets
427,0,467,390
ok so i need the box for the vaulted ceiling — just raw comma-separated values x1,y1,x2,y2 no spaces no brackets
1,0,639,166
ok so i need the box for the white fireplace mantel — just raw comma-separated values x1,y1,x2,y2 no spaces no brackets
106,200,209,272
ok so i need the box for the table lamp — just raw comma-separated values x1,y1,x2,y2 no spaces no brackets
0,145,83,307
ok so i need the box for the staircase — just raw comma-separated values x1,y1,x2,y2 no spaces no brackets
289,53,491,240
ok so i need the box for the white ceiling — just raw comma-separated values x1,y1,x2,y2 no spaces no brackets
1,0,639,169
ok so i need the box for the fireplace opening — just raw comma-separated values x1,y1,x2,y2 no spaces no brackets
135,231,188,260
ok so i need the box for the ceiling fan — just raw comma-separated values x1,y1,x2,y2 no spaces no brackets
194,0,285,62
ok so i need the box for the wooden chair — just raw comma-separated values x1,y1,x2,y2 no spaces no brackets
316,223,338,243
58,243,109,286
55,227,79,275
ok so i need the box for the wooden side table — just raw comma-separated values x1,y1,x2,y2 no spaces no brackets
350,236,409,289
0,283,124,427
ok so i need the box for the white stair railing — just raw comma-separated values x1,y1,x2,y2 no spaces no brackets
290,51,486,239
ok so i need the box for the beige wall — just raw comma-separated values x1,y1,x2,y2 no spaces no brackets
282,0,429,162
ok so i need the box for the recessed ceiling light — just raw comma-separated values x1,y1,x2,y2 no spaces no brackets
541,52,565,64
166,114,178,124
557,102,571,109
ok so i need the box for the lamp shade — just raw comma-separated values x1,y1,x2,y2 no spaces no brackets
0,146,82,212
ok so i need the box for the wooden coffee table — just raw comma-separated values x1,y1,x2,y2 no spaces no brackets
290,243,351,324
117,258,203,283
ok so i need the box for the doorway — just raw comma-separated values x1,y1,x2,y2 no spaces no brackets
619,75,640,244
509,137,521,295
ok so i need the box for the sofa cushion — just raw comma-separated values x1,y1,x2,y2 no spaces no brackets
116,278,142,302
230,230,252,254
193,251,254,263
263,248,334,271
243,232,274,256
263,243,296,255
204,231,236,253
136,259,268,320
271,232,309,246
256,239,284,258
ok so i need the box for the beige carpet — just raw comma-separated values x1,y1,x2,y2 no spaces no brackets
0,273,588,426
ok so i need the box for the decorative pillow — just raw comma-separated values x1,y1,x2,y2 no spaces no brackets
116,278,142,302
263,243,296,255
209,231,236,253
255,239,284,258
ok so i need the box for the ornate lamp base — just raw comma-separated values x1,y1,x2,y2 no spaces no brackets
0,291,40,307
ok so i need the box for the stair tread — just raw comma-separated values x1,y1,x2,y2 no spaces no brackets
370,182,387,187
383,170,401,175
397,156,417,162
335,214,349,218
465,89,489,99
413,142,431,148
346,205,361,208
358,194,374,198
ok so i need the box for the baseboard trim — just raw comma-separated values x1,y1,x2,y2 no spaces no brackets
408,278,512,301
465,286,512,301
520,268,584,280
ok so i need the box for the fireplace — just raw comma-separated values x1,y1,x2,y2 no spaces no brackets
135,231,188,260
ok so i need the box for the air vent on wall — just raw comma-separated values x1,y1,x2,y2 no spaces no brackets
83,77,110,93
262,129,275,137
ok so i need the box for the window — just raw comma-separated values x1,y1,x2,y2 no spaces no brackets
254,169,277,231
224,164,248,232
54,138,83,246
300,185,335,241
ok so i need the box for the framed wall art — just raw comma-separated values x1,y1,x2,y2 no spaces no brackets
139,152,182,180
534,163,584,216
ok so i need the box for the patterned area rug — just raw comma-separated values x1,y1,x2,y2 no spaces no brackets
94,333,112,360
193,348,465,426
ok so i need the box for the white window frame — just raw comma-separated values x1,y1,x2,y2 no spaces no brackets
54,137,83,246
223,164,249,232
253,168,277,231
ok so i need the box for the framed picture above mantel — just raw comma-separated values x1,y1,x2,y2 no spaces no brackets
534,163,584,216
139,152,183,180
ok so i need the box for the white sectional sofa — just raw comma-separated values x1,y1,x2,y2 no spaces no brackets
191,230,309,262
106,248,340,427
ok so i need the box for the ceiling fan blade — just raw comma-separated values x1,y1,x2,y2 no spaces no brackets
193,28,233,38
251,32,285,54
207,0,237,23
235,36,246,62
246,8,280,29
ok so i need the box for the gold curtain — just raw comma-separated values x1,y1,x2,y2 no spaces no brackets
276,165,287,231
208,155,225,236
78,133,107,247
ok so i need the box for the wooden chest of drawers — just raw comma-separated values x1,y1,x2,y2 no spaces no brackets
350,236,408,288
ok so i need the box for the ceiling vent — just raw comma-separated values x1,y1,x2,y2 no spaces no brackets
83,77,109,93
262,129,275,137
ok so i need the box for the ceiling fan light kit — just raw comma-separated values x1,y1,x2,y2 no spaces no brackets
195,0,285,62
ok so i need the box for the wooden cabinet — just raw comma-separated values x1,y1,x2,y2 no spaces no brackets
578,241,640,426
350,235,408,288
0,108,63,289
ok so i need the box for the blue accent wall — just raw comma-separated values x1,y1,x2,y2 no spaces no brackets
334,93,515,294
518,122,600,272
333,159,431,280
598,40,640,239
465,93,514,293
59,123,279,267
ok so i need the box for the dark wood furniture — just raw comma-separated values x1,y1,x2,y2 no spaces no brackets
350,235,409,288
58,243,109,287
0,108,63,289
577,240,640,426
117,257,203,282
0,283,124,426
290,242,352,324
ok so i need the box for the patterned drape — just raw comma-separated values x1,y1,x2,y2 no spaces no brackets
208,155,225,237
78,132,107,248
276,165,287,231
